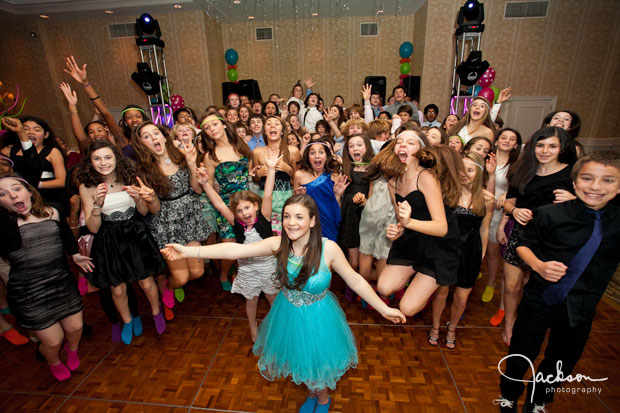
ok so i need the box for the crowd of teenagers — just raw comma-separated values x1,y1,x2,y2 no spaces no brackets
0,55,619,413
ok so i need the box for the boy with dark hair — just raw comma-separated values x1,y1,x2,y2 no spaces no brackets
422,104,440,127
396,105,414,123
247,113,266,151
496,151,620,412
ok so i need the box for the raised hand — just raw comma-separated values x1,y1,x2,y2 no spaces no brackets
304,76,315,89
64,56,88,84
1,117,23,133
248,163,262,177
59,82,78,106
397,201,412,225
195,163,209,185
485,152,497,174
265,153,282,170
182,140,198,165
497,87,512,104
333,173,350,198
160,243,189,261
361,84,372,102
94,183,108,207
71,253,94,273
136,177,156,203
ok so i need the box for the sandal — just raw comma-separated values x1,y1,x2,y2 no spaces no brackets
445,322,456,350
428,326,439,347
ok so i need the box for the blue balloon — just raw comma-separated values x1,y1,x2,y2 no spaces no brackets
474,85,483,95
225,49,238,65
399,42,413,58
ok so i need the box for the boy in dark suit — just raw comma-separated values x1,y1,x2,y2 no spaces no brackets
495,151,620,412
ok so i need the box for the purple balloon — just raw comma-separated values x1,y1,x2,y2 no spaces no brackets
477,87,495,102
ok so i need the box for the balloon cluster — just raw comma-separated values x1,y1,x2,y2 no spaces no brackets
476,67,500,103
398,42,413,85
225,49,239,83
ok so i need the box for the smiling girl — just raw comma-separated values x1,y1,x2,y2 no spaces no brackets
449,97,495,144
161,194,405,413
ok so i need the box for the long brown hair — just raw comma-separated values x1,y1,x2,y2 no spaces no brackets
462,152,486,216
448,97,495,137
275,194,323,291
430,145,463,209
78,140,137,188
0,175,51,218
131,121,186,197
199,111,250,164
342,134,374,177
264,115,292,166
364,140,405,181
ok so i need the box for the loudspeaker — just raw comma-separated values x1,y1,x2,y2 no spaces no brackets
402,76,421,102
222,79,262,105
364,76,386,103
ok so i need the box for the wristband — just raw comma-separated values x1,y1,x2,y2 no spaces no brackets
510,207,517,215
90,95,100,101
69,110,78,115
83,82,91,87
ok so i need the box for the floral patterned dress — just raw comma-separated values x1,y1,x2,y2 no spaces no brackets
214,157,249,239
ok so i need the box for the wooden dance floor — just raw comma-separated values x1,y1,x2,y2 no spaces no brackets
1,265,618,412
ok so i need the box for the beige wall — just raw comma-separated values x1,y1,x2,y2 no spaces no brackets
222,14,416,106
420,0,620,140
0,10,224,146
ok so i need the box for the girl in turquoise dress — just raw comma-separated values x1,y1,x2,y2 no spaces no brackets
199,112,251,291
161,194,406,413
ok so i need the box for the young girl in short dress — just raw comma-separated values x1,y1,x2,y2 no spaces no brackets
161,194,406,413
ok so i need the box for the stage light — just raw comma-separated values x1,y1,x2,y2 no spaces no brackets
456,0,485,35
131,62,161,96
135,13,164,47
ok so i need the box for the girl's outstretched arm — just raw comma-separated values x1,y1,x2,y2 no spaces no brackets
162,236,281,261
326,240,406,324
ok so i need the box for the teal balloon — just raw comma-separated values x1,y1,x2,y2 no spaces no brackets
490,86,501,103
227,68,238,82
400,62,411,75
399,42,413,58
474,85,483,95
225,49,238,65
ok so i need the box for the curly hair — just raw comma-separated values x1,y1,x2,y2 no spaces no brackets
78,140,137,188
131,121,186,197
299,137,341,175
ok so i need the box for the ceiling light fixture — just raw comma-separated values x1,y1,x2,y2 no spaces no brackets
104,10,115,14
173,4,182,8
377,9,384,14
233,0,241,4
312,12,319,16
248,15,255,19
39,14,50,19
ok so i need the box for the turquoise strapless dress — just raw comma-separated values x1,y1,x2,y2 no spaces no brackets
252,240,358,391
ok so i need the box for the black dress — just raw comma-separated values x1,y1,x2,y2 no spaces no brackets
339,170,370,248
7,219,83,330
454,206,483,289
387,190,460,286
89,192,166,289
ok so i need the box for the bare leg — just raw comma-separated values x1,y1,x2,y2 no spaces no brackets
0,277,8,309
138,277,161,315
59,311,83,351
347,247,360,272
245,296,259,342
316,388,329,405
265,292,277,306
110,283,132,324
358,253,374,281
186,241,205,280
34,323,65,365
502,261,525,346
485,242,501,288
430,286,449,344
377,264,414,297
398,272,440,317
166,257,190,289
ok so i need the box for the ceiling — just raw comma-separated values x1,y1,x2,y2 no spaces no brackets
0,0,426,23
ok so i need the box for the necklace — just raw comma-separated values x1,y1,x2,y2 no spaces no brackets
164,158,172,165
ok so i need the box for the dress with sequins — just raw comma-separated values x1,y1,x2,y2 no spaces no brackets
150,168,213,249
89,191,166,289
252,239,358,391
214,157,249,239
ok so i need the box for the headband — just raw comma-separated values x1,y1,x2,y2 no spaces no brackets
121,107,145,115
201,115,225,128
449,135,465,146
472,98,490,110
0,153,14,167
302,141,332,153
395,130,426,148
0,176,29,185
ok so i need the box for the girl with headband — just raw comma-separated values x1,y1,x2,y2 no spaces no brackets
377,131,462,316
198,112,250,291
448,96,496,144
78,140,167,345
428,152,493,349
132,121,212,315
0,176,93,380
251,116,301,235
64,56,149,160
293,137,349,242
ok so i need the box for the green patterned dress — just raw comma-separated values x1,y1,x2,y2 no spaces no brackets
214,157,250,239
